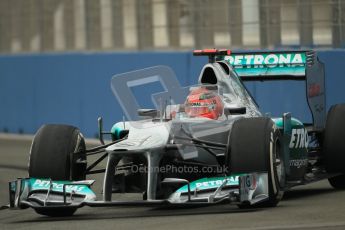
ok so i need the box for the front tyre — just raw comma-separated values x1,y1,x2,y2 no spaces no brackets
29,124,87,181
227,117,285,207
29,124,86,217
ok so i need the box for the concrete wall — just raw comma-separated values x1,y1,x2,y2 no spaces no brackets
0,50,344,137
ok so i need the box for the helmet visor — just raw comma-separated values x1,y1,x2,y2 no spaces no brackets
185,103,213,117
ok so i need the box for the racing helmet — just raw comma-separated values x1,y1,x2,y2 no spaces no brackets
184,87,223,120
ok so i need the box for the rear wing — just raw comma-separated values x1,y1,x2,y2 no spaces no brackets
193,49,326,129
220,50,311,81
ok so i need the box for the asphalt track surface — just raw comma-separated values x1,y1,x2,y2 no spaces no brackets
1,134,345,230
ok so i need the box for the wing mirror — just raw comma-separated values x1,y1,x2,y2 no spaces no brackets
98,117,113,145
137,109,160,118
224,106,246,116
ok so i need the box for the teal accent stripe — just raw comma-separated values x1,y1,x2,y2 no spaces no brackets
176,174,242,193
220,52,307,77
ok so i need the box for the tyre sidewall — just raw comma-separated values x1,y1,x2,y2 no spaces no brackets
228,118,285,207
29,124,86,181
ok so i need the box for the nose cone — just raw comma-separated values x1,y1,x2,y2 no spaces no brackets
106,121,171,152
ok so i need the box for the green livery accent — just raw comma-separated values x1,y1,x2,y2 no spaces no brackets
176,175,242,193
272,117,304,129
27,178,95,195
111,124,123,140
220,52,307,77
272,117,308,160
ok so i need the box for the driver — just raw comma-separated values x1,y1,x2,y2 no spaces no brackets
184,87,223,120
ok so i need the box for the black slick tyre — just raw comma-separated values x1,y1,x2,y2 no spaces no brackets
324,104,345,189
227,117,285,207
29,124,86,181
28,124,86,217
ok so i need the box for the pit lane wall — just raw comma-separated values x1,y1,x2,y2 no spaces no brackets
0,50,344,137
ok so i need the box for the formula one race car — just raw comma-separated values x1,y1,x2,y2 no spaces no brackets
6,49,345,216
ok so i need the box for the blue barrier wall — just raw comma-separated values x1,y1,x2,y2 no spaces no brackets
0,50,344,137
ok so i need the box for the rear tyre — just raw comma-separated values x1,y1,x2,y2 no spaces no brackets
324,104,345,189
227,117,285,208
328,175,345,189
29,124,87,181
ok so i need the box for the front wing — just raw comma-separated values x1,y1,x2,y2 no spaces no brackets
7,172,269,214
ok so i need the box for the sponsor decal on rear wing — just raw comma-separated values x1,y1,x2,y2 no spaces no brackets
216,51,316,81
223,52,307,78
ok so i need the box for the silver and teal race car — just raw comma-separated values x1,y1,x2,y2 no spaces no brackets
6,49,345,216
